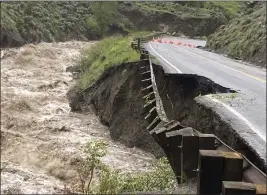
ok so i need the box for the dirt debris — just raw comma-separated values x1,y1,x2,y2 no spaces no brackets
1,42,156,194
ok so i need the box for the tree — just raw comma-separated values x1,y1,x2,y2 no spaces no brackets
89,2,118,36
76,140,108,194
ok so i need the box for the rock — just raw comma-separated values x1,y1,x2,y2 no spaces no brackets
58,126,70,132
66,66,81,73
234,57,241,60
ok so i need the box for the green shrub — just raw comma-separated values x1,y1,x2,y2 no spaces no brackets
76,140,108,194
117,157,176,193
86,17,102,37
76,140,176,194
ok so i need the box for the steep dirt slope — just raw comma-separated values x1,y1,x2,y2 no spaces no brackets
69,61,165,158
1,42,156,193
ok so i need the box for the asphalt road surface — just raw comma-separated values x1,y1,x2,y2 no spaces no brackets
145,36,266,162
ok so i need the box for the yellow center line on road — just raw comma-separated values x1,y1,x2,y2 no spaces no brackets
179,46,266,84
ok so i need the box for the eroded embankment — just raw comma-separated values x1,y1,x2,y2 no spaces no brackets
68,61,165,158
153,64,266,172
72,60,265,173
1,43,157,194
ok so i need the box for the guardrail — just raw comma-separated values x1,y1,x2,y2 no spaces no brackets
131,38,267,195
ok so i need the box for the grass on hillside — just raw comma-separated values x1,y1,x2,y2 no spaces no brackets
207,4,266,65
133,2,244,20
134,2,211,18
208,2,244,19
78,35,139,90
1,2,124,46
78,32,161,90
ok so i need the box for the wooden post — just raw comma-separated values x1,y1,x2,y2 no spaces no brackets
141,78,152,88
144,107,157,123
255,184,267,195
197,150,224,195
222,181,256,195
182,133,216,179
182,133,199,178
165,130,183,184
153,127,178,179
199,134,216,150
221,152,243,181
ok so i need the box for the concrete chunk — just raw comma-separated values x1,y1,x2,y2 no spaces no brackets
243,166,267,184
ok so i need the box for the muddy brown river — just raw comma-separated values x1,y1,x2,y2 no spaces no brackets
0,42,156,193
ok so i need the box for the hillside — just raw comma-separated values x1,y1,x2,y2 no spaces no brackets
207,2,266,67
1,1,244,47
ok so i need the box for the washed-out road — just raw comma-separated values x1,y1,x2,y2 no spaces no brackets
145,36,266,164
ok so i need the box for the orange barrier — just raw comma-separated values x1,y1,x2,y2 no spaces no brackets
151,38,197,49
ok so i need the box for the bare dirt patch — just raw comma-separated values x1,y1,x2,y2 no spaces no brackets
1,42,156,194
